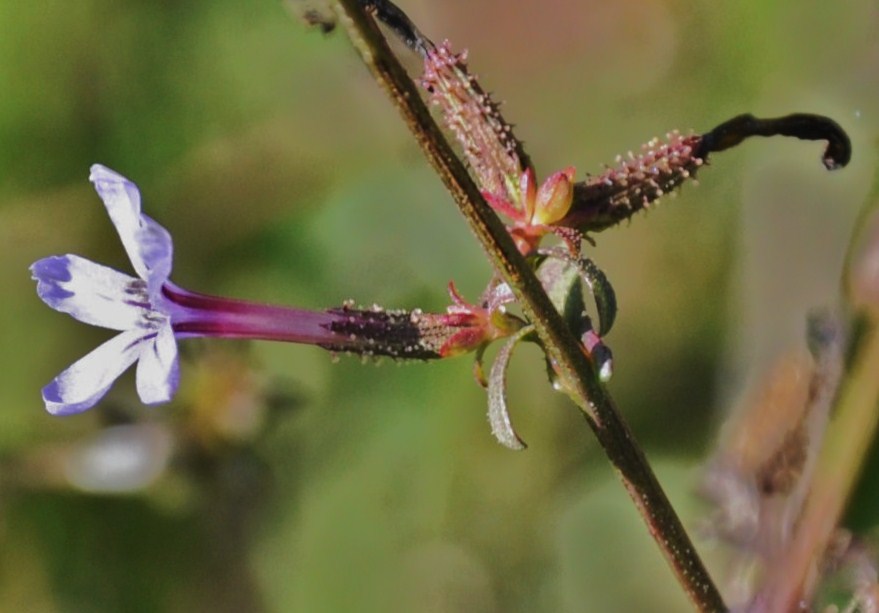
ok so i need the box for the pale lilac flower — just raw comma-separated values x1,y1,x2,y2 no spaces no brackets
33,165,483,415
32,165,180,415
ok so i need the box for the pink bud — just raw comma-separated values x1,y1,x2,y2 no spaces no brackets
533,167,575,225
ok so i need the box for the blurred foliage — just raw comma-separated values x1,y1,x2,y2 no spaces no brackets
0,0,876,611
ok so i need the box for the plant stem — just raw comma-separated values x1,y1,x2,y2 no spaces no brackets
330,1,726,610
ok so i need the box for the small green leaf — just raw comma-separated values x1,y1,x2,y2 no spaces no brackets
487,327,533,450
536,255,579,313
574,257,617,337
537,251,618,337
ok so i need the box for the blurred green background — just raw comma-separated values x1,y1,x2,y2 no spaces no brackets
0,1,876,611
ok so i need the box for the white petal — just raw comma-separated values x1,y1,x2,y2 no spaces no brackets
31,255,155,331
136,323,179,405
42,329,145,415
89,164,173,293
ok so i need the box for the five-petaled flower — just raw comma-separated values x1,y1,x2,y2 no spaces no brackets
32,166,180,415
33,165,515,416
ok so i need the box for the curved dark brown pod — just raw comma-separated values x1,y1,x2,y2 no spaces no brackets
564,113,852,233
696,112,851,170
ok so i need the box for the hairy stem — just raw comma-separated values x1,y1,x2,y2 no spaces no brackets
330,1,726,610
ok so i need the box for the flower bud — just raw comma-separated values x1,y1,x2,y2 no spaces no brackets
533,166,575,225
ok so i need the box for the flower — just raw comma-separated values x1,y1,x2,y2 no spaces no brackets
33,165,517,415
32,165,179,415
482,166,579,255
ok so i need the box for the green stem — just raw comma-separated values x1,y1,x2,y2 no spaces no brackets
330,1,726,611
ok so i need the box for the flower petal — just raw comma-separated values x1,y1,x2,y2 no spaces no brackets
136,324,179,405
42,329,146,415
31,255,156,331
89,164,173,294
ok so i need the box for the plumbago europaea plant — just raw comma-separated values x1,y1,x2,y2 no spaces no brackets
32,0,854,609
319,2,855,610
322,0,850,452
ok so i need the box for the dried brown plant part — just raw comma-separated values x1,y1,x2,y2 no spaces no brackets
703,353,814,548
700,314,845,608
